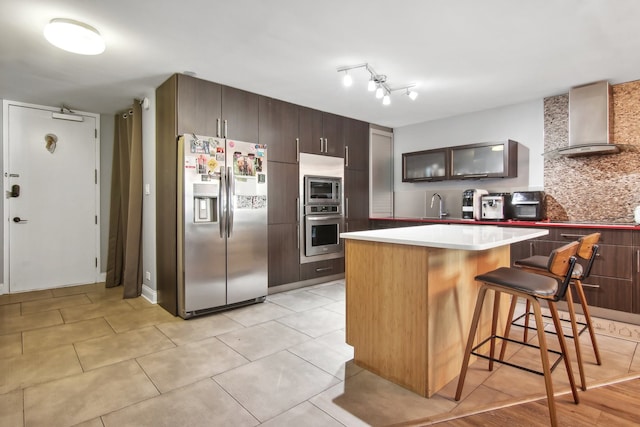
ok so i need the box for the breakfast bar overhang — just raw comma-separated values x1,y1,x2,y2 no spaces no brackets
340,224,549,397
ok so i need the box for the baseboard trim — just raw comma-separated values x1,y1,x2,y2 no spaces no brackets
267,273,345,295
141,284,157,304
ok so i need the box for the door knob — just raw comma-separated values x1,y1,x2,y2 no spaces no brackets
13,217,28,223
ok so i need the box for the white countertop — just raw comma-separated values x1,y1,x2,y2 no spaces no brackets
340,224,549,251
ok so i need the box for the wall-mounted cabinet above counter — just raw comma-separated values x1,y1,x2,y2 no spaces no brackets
402,139,518,182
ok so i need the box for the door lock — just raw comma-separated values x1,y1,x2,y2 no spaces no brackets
6,184,20,198
13,217,28,223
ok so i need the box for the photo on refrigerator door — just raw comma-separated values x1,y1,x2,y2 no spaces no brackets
233,151,256,176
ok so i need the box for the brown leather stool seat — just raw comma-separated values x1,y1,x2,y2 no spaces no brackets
455,241,580,427
506,233,601,392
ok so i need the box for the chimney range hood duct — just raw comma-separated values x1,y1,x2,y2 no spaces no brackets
554,80,620,157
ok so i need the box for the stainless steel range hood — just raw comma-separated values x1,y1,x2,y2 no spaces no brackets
555,80,620,157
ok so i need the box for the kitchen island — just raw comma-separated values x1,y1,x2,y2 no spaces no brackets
340,224,549,398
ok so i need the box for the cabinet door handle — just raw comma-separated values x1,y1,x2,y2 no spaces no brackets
581,283,600,289
224,120,228,138
315,266,333,272
296,197,300,222
345,146,349,167
637,249,639,273
560,233,586,240
296,138,300,162
324,138,328,153
319,138,324,153
216,118,221,138
462,174,488,178
529,241,534,257
296,224,300,249
345,197,349,219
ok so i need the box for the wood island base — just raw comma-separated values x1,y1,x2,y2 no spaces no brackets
344,239,510,398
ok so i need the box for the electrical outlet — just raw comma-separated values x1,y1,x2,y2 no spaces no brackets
145,271,151,281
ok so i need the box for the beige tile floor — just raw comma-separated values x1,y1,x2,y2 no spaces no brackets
1,280,640,427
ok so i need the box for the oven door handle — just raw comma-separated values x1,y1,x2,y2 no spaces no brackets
305,215,342,222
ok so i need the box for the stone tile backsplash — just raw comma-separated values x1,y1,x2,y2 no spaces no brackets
544,80,640,223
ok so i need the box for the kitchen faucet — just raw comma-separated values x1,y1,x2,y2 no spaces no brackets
430,193,449,218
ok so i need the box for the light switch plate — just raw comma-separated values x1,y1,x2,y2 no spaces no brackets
145,271,151,281
145,184,150,195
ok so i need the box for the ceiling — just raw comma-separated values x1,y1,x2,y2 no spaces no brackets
2,0,640,128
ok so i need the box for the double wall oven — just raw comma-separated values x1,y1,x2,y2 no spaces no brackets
299,153,344,264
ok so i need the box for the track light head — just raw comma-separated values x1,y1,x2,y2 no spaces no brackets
368,77,376,91
342,71,353,87
382,93,391,105
407,88,418,100
375,85,384,99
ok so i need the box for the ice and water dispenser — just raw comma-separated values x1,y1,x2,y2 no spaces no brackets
193,182,218,223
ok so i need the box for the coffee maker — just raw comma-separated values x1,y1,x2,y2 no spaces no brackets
462,189,488,220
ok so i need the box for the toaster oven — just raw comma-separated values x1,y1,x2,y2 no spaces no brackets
511,191,545,221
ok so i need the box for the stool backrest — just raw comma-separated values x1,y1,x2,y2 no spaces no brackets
546,241,579,299
577,232,600,279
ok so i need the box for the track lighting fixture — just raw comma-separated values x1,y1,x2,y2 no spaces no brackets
336,63,418,106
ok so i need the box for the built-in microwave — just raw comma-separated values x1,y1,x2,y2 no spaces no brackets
304,175,342,205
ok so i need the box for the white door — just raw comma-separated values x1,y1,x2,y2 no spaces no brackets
5,102,99,292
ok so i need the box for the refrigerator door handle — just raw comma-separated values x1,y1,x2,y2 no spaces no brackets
219,170,226,238
227,165,235,238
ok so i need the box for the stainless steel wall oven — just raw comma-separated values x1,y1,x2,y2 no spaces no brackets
299,153,345,264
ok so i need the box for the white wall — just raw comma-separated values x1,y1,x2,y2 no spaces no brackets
392,99,544,218
141,93,157,299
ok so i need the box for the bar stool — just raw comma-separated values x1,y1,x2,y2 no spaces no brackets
455,241,580,427
503,232,601,391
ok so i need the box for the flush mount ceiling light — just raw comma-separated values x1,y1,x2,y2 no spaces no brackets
337,63,418,106
44,18,105,55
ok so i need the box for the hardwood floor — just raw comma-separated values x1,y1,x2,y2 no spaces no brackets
395,374,640,426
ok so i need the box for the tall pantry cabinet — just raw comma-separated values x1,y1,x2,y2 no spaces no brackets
155,73,259,315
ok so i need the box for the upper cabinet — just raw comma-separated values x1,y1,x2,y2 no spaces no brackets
176,74,222,137
258,96,299,164
299,107,345,157
450,140,518,179
344,118,369,171
402,148,448,182
221,86,259,142
174,74,258,142
402,140,518,182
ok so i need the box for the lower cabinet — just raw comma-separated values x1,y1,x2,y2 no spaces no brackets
300,258,345,281
510,227,636,313
268,224,300,287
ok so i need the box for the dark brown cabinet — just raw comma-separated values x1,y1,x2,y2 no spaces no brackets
174,74,259,142
221,86,259,142
300,258,345,281
402,140,518,182
259,96,299,164
510,227,635,313
344,169,369,232
344,119,369,171
266,162,299,287
176,74,221,137
299,107,344,157
268,223,300,286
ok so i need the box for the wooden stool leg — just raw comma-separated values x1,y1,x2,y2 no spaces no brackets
499,295,518,361
455,286,489,401
529,297,560,427
565,286,586,391
574,279,602,365
523,299,531,342
548,300,580,404
488,290,501,371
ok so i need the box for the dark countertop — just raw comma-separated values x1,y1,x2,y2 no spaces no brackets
370,217,640,231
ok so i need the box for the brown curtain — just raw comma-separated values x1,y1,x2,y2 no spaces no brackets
106,102,143,298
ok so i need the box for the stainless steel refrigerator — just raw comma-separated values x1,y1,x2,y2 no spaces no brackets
177,134,267,318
